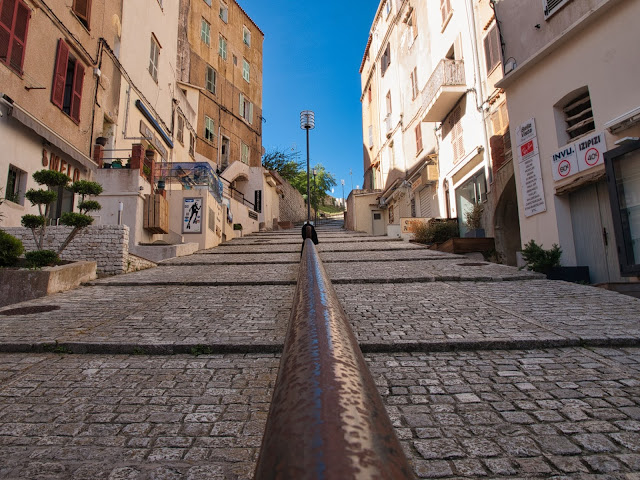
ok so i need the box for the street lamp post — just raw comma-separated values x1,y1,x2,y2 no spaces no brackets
300,111,315,223
341,179,345,212
313,168,317,224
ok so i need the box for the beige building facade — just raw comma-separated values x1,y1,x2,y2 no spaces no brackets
495,0,640,283
1,0,122,226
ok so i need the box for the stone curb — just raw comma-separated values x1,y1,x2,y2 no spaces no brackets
0,337,638,356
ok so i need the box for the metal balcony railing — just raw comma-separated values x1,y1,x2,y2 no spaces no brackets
254,232,415,480
421,59,466,112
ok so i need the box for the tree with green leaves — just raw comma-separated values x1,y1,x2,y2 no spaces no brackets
290,164,337,212
21,170,102,264
261,148,303,183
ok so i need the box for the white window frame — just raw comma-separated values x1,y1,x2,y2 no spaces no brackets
239,93,254,124
201,18,211,45
149,35,160,82
242,59,250,83
205,65,216,94
204,116,215,142
243,26,251,46
241,142,250,164
219,35,227,60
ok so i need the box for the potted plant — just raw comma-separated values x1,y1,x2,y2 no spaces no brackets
111,159,123,169
464,202,485,238
520,240,590,283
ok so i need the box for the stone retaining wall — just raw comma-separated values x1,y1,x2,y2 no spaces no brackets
4,225,129,275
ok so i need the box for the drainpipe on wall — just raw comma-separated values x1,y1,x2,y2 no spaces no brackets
465,0,493,187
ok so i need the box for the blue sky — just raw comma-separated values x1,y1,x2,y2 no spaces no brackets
238,1,377,198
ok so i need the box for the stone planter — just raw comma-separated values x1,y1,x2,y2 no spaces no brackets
0,261,97,307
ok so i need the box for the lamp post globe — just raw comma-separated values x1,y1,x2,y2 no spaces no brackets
300,110,315,223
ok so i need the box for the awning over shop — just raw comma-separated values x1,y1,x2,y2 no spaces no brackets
7,99,95,173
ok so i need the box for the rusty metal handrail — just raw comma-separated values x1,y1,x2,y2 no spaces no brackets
254,237,415,479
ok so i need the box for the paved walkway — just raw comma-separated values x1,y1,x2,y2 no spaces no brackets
0,222,639,479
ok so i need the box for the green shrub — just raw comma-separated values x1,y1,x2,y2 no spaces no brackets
464,203,484,230
521,240,562,272
25,249,60,268
412,220,459,244
233,223,243,230
0,231,24,267
61,212,94,228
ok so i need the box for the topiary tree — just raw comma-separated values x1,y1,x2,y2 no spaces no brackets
21,170,102,264
22,170,71,251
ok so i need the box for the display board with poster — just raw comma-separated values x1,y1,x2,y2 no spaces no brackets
183,197,203,233
516,118,547,218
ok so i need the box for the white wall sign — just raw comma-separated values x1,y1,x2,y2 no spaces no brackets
551,131,607,181
516,118,537,146
183,197,203,233
519,154,547,217
551,144,579,181
576,131,606,171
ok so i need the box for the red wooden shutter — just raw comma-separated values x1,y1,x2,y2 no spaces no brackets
70,60,84,122
51,39,69,109
73,0,91,29
0,0,16,63
10,0,29,72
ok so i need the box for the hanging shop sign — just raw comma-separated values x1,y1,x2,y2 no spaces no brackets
551,131,606,181
41,148,82,182
183,197,203,233
515,118,537,146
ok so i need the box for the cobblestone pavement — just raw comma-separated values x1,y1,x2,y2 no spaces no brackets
1,223,639,478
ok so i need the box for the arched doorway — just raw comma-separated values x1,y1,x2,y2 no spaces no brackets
493,176,521,266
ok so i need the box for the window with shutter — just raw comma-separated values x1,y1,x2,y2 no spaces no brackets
544,0,572,20
410,67,418,99
483,24,501,73
148,35,159,82
177,114,184,144
72,0,91,30
219,2,228,22
204,116,215,142
242,59,250,82
440,0,452,26
562,89,595,140
51,39,84,124
0,0,30,74
205,65,216,94
415,124,423,154
241,142,250,164
381,43,390,76
368,125,373,148
219,35,227,59
448,105,464,162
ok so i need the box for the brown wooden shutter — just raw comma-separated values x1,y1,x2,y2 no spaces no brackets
51,39,69,109
415,124,423,153
70,60,85,122
73,0,91,29
10,0,29,72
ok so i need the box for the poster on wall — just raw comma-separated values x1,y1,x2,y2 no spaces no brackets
183,197,203,233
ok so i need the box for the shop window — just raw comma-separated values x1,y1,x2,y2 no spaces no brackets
455,170,486,237
5,164,25,205
51,39,85,123
605,140,640,276
0,0,30,74
48,186,74,223
72,0,91,30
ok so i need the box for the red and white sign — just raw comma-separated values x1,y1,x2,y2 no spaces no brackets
576,132,605,171
518,137,539,163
